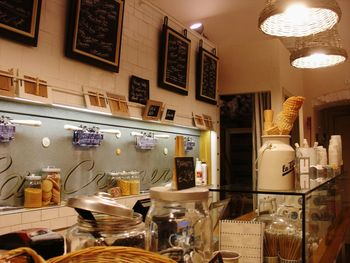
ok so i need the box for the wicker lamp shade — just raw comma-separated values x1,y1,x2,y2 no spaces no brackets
259,0,342,37
289,27,347,68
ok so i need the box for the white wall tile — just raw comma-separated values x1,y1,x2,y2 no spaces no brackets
41,208,59,220
0,213,22,227
21,210,41,224
59,207,77,217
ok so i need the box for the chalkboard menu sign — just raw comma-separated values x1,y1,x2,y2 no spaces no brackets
143,99,163,121
196,47,219,105
158,25,191,95
66,0,125,72
0,0,42,46
174,157,195,190
129,75,149,105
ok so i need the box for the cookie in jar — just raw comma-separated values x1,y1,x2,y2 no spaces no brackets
41,166,61,206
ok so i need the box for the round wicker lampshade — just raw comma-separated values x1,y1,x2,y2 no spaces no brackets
258,0,342,37
289,27,348,68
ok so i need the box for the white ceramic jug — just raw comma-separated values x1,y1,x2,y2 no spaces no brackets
258,135,295,190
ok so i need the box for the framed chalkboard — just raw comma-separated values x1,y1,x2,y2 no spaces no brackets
175,157,196,190
66,0,125,72
196,47,219,105
161,105,176,123
143,99,163,121
129,75,149,105
158,22,191,95
0,0,42,46
174,157,195,190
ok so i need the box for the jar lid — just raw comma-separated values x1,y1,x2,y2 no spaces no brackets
150,186,209,202
67,193,133,218
41,166,61,172
25,174,41,180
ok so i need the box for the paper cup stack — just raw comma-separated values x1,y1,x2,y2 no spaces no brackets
265,96,305,135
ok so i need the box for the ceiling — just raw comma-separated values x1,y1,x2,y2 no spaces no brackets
148,0,350,50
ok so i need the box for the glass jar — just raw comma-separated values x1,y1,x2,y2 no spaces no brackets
129,170,140,195
41,166,61,206
256,214,301,263
24,174,42,208
145,186,212,263
66,212,146,252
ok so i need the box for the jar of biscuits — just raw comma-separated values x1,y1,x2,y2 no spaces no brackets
41,166,61,206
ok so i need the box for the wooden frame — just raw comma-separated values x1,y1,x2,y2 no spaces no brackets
174,157,195,190
65,0,125,72
0,67,16,97
196,47,219,105
129,75,149,105
106,92,129,117
17,72,53,104
193,112,206,130
203,114,214,130
142,100,163,121
0,0,42,46
158,24,191,95
83,86,111,114
161,105,176,123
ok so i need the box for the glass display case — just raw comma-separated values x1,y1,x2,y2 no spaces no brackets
209,172,348,263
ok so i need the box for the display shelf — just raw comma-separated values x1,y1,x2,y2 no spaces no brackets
209,172,348,263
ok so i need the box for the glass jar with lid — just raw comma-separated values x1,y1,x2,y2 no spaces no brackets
256,214,301,263
24,174,42,208
41,166,61,206
145,186,212,263
66,193,145,252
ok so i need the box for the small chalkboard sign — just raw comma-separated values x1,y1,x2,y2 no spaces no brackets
196,47,219,105
65,0,125,72
174,157,195,190
158,22,191,95
161,106,176,122
0,0,42,46
209,252,224,263
129,75,149,105
143,100,163,121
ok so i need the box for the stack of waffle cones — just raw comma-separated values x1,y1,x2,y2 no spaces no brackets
264,96,305,135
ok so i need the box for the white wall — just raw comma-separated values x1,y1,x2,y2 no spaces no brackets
218,38,304,115
0,0,218,129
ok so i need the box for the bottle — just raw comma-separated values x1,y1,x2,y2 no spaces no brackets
195,158,202,186
201,162,208,185
24,174,42,208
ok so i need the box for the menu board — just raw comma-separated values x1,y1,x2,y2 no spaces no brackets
129,75,149,105
0,0,41,46
196,47,219,105
174,157,195,190
158,25,191,95
66,0,125,72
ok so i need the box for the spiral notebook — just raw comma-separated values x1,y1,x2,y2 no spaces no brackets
219,220,264,263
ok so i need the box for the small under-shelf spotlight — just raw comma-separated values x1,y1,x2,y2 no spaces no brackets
190,22,204,34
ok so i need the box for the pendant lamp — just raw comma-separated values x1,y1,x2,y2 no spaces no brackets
289,27,347,69
259,0,342,37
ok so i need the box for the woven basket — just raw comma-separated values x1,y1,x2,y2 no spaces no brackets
0,247,176,263
0,247,45,263
47,246,176,263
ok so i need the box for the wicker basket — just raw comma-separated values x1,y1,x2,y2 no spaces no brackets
0,247,176,263
47,247,176,263
0,247,45,263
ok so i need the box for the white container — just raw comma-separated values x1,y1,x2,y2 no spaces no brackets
201,162,208,185
258,135,295,190
331,135,342,166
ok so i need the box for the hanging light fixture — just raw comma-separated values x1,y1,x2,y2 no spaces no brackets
258,0,342,37
289,27,347,69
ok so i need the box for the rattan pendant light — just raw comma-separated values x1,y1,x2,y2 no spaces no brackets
289,27,347,68
259,0,342,37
